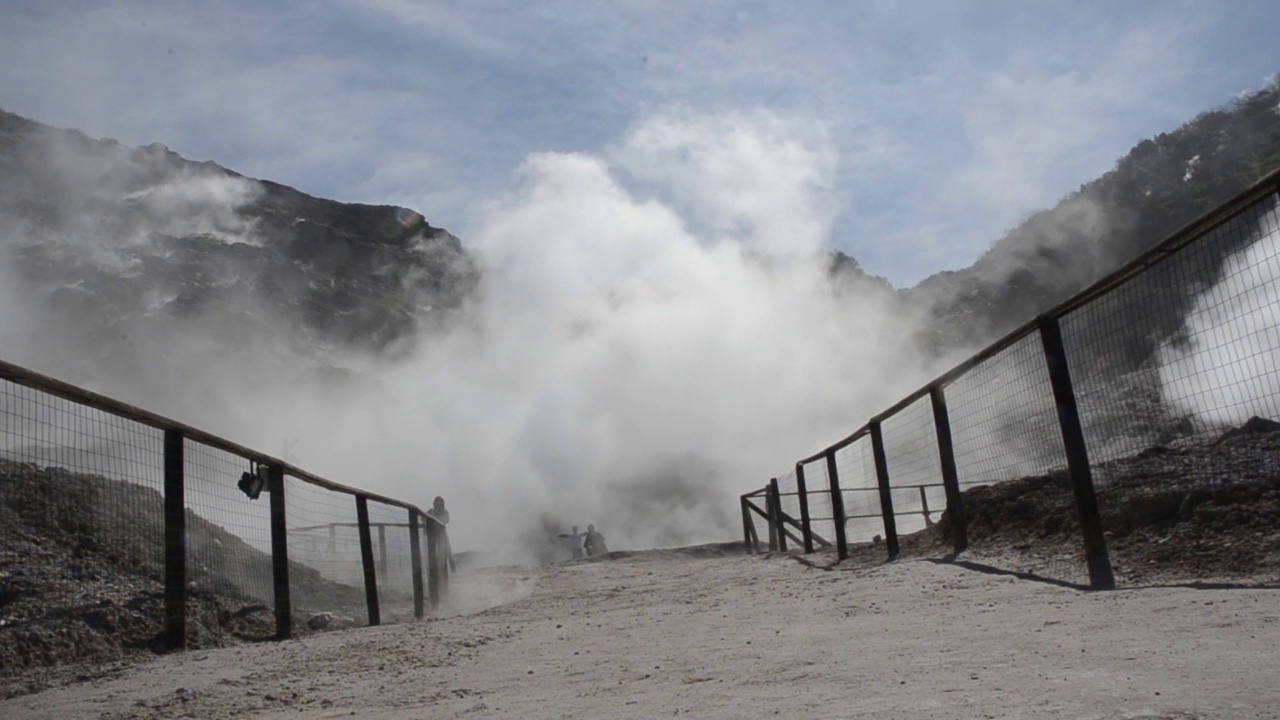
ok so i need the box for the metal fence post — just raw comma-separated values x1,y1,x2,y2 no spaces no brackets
425,518,441,610
769,478,788,552
760,489,771,551
162,429,186,650
267,464,291,640
824,453,848,560
930,385,968,554
763,484,778,551
869,421,900,560
743,493,763,553
355,495,381,625
440,524,450,598
1038,315,1116,590
795,462,814,554
409,510,425,620
377,524,388,586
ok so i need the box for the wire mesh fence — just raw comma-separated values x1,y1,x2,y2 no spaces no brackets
0,358,448,682
1,378,169,667
879,397,945,538
1058,188,1280,583
286,477,365,588
799,457,835,549
943,331,1086,584
741,169,1280,590
834,437,882,544
946,333,1065,491
184,439,275,612
1063,195,1280,472
283,475,367,623
741,489,770,551
366,499,417,623
775,469,800,529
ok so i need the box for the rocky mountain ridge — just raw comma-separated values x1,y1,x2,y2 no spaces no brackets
0,109,479,388
900,78,1280,353
3,77,1279,391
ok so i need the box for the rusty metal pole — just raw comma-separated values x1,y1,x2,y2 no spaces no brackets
409,510,424,619
267,464,291,639
825,452,848,560
795,463,814,554
162,429,186,649
764,479,782,551
356,495,380,625
425,518,441,610
1039,316,1115,589
930,385,968,554
869,421,900,560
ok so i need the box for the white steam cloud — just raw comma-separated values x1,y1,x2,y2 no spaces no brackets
121,170,262,246
1,111,941,561
1159,199,1280,425
610,111,840,256
227,112,935,557
40,136,264,254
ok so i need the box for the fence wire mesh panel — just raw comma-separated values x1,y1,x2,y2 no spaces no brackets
776,469,800,533
946,333,1064,489
799,458,835,550
283,476,369,626
183,440,275,618
880,398,946,540
742,170,1280,589
941,332,1087,584
748,506,770,551
833,437,883,545
1065,192,1280,472
366,500,416,622
742,491,770,551
0,356,452,691
1061,189,1280,583
0,378,168,675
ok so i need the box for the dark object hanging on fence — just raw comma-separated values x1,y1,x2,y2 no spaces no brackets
238,466,266,500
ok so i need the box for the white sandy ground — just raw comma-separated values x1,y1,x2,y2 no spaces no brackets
3,551,1279,720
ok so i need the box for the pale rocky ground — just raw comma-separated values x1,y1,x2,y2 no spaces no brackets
2,549,1278,720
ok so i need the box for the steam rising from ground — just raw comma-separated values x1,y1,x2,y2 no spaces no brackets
257,113,932,558
1159,199,1280,424
0,112,939,562
11,110,1278,565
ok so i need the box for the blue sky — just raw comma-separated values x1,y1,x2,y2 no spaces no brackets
2,0,1278,286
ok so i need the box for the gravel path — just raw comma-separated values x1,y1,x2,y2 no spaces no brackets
3,550,1277,719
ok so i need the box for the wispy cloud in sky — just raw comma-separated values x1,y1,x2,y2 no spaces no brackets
2,0,1278,285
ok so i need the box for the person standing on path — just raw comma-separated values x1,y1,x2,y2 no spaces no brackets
426,496,454,573
584,523,608,557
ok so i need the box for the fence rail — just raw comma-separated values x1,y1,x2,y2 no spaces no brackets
744,166,1280,589
0,358,451,670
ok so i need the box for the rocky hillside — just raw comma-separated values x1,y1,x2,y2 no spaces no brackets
0,456,373,697
4,76,1278,386
903,78,1280,355
0,109,479,377
822,416,1280,587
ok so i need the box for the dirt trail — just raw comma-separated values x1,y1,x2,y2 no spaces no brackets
2,550,1278,719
